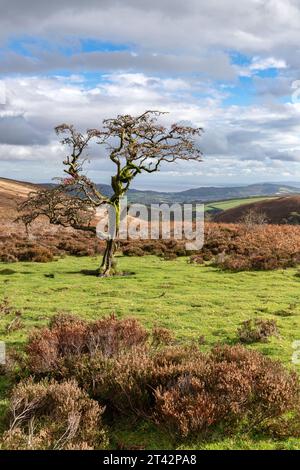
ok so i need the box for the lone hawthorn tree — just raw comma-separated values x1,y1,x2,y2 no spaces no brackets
19,111,203,276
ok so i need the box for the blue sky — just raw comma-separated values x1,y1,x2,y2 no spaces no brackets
0,0,300,190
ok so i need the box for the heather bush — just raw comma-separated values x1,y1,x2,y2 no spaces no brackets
151,326,175,347
122,245,145,257
17,245,54,262
206,223,300,271
189,254,204,264
188,222,300,271
237,319,279,343
26,313,149,374
20,315,300,442
0,242,54,263
261,410,300,439
57,239,95,256
0,378,108,450
155,345,299,438
0,223,104,262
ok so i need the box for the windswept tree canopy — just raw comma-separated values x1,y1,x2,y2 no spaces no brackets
19,110,203,275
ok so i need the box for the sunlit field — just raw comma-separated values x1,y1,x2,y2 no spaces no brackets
1,255,300,449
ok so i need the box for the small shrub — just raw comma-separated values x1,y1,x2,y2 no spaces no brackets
198,335,206,345
261,409,300,439
0,253,18,263
155,376,215,438
0,297,13,315
18,245,54,263
237,319,279,343
26,313,148,374
155,345,299,438
122,246,145,257
151,327,175,347
163,252,177,261
0,378,108,450
57,240,94,257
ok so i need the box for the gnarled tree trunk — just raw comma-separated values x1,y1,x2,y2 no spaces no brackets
98,196,120,277
99,238,117,276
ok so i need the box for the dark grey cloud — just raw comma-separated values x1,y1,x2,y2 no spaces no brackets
1,1,300,57
265,149,300,161
0,49,235,80
0,115,48,145
254,76,294,99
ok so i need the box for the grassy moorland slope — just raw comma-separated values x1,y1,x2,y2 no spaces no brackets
0,177,38,219
205,196,278,215
215,196,300,224
1,255,300,449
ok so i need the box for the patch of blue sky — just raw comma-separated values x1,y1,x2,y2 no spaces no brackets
5,36,132,57
80,38,131,53
6,36,55,57
222,76,256,106
53,72,108,89
253,68,279,78
229,51,252,67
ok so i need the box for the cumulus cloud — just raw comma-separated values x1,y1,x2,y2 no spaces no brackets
0,71,299,188
250,56,288,71
0,50,236,80
0,0,299,54
1,1,300,187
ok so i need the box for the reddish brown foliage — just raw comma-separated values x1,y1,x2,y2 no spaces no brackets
21,315,300,440
26,313,149,374
1,218,299,271
155,345,299,438
0,219,104,262
0,378,108,450
195,222,300,270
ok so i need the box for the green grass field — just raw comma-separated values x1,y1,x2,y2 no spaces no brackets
205,196,278,213
1,254,300,449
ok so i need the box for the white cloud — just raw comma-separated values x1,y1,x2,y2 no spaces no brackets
1,1,300,187
0,72,300,189
250,56,288,71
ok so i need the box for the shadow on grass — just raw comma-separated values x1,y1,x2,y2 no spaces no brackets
0,269,35,276
0,269,16,275
63,269,136,278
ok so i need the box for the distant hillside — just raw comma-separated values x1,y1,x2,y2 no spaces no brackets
94,182,300,205
0,177,38,218
1,177,299,215
214,196,300,224
204,196,278,216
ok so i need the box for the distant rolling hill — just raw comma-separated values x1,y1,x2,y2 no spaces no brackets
95,182,300,204
1,177,300,220
214,196,300,224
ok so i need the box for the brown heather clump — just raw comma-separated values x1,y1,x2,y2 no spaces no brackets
26,313,149,374
0,222,104,263
155,345,299,438
18,315,300,441
151,326,175,347
191,222,300,271
0,378,108,450
237,318,279,343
